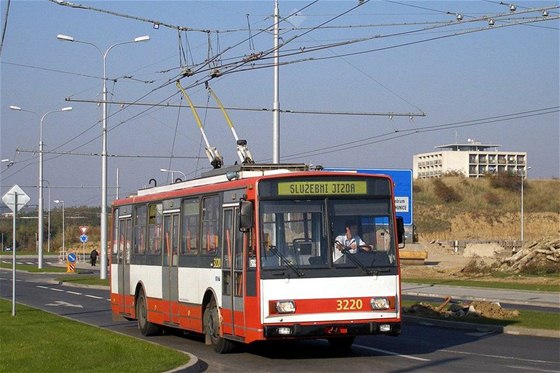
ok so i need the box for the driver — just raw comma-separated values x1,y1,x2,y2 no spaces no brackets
334,221,372,263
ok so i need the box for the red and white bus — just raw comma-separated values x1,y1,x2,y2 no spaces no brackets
110,164,404,353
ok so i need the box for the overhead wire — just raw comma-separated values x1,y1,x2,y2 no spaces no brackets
0,0,11,57
50,4,558,161
4,2,557,181
278,106,560,161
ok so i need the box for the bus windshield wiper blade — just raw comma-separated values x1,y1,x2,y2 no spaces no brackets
270,247,305,277
341,248,374,275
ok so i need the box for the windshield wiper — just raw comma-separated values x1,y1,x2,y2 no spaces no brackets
340,248,375,275
270,247,305,277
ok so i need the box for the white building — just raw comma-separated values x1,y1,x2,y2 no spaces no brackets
413,140,527,179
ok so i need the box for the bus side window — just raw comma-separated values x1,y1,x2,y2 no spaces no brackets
148,203,163,256
133,205,147,264
202,196,220,256
182,198,199,256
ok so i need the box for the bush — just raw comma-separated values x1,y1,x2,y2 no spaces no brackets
488,173,523,192
442,170,465,177
432,179,462,203
460,257,493,275
483,191,501,206
520,261,560,276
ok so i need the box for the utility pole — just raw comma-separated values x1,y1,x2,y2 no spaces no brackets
272,0,280,163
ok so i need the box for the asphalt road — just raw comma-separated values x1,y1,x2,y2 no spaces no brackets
1,267,559,372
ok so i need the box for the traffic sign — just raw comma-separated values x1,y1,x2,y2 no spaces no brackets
68,252,77,263
79,226,88,235
80,234,88,243
2,185,30,213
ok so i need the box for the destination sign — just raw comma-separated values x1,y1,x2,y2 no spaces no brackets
278,181,367,196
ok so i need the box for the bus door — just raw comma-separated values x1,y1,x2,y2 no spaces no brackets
163,211,180,324
222,206,245,338
117,215,132,315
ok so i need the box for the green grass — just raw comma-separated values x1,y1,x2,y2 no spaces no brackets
402,277,560,292
0,261,68,273
0,299,189,373
401,300,560,331
55,275,110,287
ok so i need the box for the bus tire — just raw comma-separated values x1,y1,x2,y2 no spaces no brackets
203,298,235,353
328,336,355,350
137,290,161,336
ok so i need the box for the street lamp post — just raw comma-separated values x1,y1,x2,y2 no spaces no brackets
10,105,72,269
57,33,150,279
160,168,187,183
43,180,51,253
520,167,531,242
54,200,65,258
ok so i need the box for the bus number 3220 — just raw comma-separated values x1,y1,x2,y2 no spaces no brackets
336,299,363,311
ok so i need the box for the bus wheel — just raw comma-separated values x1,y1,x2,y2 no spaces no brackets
328,336,355,350
203,298,235,353
137,290,161,336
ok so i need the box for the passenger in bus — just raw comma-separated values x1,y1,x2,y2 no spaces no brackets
333,221,372,263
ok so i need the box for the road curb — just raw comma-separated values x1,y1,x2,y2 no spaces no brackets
162,352,201,373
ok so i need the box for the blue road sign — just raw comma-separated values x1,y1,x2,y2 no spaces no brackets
325,168,413,226
80,234,88,243
68,252,77,263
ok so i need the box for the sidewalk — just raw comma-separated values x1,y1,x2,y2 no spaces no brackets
402,282,559,309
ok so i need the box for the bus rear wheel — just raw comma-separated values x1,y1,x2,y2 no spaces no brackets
137,290,161,336
203,298,235,353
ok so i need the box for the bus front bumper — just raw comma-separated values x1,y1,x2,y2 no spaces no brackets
263,321,401,339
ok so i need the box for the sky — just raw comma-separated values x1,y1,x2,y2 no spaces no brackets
1,0,559,208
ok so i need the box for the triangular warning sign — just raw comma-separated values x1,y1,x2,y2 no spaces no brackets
80,226,88,234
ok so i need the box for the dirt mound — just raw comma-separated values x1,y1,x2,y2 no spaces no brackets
403,299,519,320
463,243,505,258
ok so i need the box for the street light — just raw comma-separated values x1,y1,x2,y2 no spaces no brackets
44,180,52,253
1,158,14,168
57,33,150,279
160,168,187,183
10,105,72,269
54,200,65,258
520,166,531,242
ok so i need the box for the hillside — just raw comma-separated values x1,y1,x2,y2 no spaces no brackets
413,176,559,242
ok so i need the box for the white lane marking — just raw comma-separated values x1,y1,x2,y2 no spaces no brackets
85,294,103,300
45,300,83,308
49,288,64,292
505,365,560,372
66,291,82,295
441,349,556,365
354,344,430,361
37,285,49,289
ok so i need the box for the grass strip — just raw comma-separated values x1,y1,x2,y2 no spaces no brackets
55,275,110,287
0,299,188,373
0,261,68,273
402,277,559,292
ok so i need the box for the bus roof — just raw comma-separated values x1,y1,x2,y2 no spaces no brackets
135,163,311,198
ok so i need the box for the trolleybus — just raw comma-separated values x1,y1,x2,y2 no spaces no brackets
110,163,405,353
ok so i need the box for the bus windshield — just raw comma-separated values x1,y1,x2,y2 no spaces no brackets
259,198,397,272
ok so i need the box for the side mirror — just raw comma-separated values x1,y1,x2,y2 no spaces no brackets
396,216,405,248
239,200,253,232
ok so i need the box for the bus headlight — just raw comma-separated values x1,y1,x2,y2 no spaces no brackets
276,300,296,314
370,297,390,310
